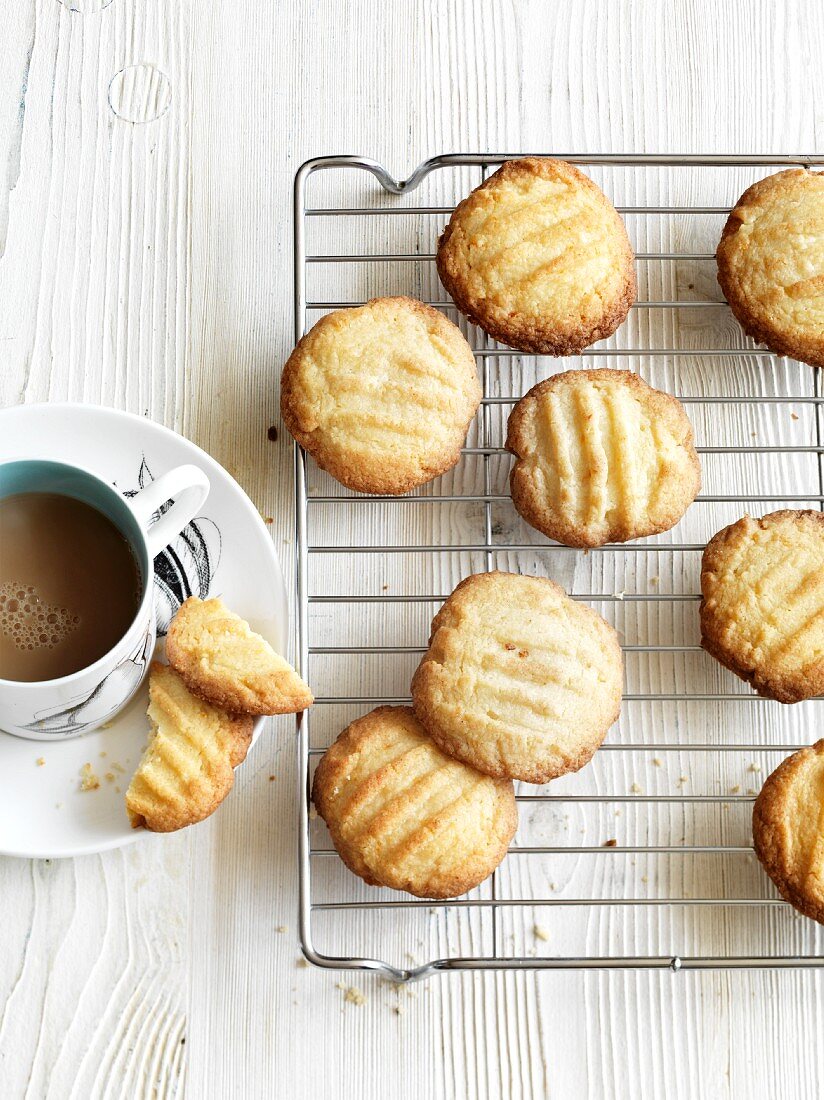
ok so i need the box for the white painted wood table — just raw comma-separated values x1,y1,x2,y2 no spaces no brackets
2,2,824,1096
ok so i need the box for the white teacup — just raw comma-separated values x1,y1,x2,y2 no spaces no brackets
0,459,209,740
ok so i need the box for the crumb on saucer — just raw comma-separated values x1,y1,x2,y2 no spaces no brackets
79,763,100,791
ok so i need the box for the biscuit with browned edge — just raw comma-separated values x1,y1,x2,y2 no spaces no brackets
436,158,636,354
506,369,700,548
312,705,517,899
411,571,623,783
280,296,481,494
717,169,824,368
700,511,824,703
126,662,253,831
167,596,313,715
753,740,824,924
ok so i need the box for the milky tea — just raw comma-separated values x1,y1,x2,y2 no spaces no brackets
0,492,141,682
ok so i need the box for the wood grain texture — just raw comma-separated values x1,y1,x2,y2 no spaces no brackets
1,0,824,1097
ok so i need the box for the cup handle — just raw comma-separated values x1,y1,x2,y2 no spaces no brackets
130,464,210,558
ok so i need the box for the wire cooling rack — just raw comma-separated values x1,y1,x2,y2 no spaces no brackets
293,154,824,981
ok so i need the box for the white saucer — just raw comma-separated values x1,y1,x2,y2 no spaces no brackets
0,403,288,858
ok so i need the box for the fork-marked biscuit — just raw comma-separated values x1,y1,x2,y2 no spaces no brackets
436,158,636,354
717,169,824,368
753,740,824,924
312,706,517,899
411,572,623,784
280,296,481,494
167,597,313,715
126,662,253,831
506,369,700,548
700,511,824,703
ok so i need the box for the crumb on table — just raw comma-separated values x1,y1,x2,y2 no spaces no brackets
533,924,549,941
36,757,45,767
336,982,366,1006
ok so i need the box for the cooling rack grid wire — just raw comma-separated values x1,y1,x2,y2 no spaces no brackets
293,154,824,982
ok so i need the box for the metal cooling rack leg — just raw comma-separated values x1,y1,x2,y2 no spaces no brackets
478,162,501,963
816,370,824,515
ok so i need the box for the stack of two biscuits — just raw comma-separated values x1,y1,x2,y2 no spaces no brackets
313,571,627,900
126,598,312,832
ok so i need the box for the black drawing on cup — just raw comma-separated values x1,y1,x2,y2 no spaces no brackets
123,456,221,635
17,628,154,738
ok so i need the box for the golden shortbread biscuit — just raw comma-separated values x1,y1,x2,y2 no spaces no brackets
506,369,700,548
126,662,253,832
753,740,824,924
166,596,313,715
436,158,636,354
411,572,623,783
700,511,824,703
311,706,517,899
717,169,824,367
280,296,481,494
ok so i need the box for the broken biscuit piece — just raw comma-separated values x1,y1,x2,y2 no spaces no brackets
126,662,253,831
167,596,313,715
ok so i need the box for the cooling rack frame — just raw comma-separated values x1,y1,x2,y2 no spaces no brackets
293,153,824,982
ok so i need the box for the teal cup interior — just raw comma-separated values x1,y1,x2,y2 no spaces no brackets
0,458,149,616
